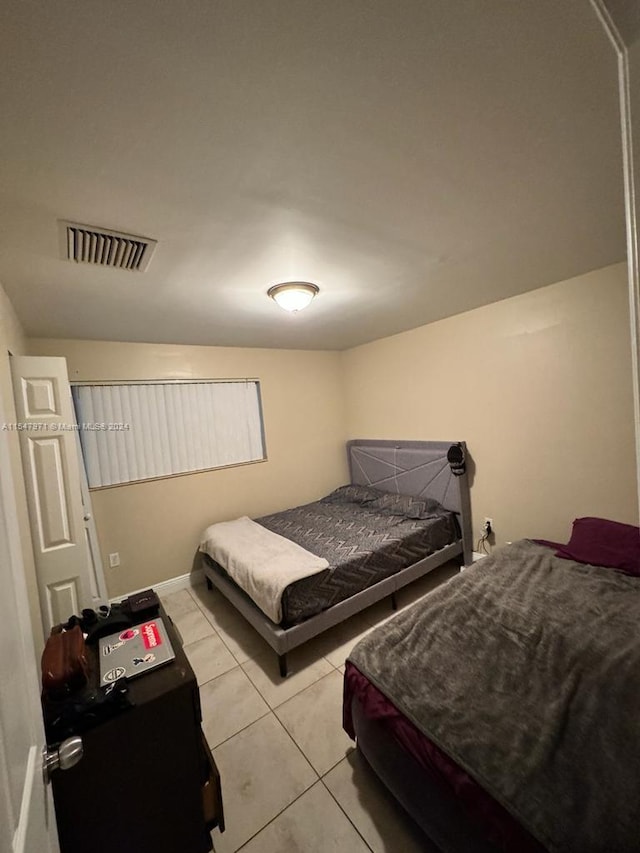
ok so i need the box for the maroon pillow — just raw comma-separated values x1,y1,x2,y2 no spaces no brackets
555,517,640,576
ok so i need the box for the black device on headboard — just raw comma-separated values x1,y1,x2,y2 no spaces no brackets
447,442,466,476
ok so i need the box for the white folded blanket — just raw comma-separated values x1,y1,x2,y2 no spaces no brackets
199,516,329,623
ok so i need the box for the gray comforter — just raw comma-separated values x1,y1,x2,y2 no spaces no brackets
348,539,640,852
258,488,458,625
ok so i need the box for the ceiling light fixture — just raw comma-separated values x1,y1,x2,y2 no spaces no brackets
267,281,319,312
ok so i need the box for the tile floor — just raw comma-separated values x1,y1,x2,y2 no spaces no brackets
161,561,458,853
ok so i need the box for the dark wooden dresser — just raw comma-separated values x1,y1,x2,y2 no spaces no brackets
46,606,224,853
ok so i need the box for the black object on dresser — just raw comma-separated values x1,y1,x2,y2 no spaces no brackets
44,604,224,853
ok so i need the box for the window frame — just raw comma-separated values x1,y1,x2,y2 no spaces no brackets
71,377,267,489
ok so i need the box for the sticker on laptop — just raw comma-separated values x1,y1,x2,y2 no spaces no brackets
133,654,156,667
141,622,162,650
119,628,139,642
102,641,125,656
103,666,126,682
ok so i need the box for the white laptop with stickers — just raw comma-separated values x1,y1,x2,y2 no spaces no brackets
99,617,175,685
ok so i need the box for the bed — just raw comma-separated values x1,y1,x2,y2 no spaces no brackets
343,527,640,852
200,439,473,676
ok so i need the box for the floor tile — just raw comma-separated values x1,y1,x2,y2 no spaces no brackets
321,603,393,670
171,606,215,645
160,587,198,619
320,568,458,670
324,750,433,853
238,781,370,853
241,645,333,709
193,585,272,663
395,561,459,609
184,632,237,686
275,671,353,776
211,714,316,853
298,620,346,659
200,666,270,749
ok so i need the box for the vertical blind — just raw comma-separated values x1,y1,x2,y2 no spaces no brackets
72,380,265,488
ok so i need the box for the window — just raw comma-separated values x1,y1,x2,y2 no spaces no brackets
72,380,265,488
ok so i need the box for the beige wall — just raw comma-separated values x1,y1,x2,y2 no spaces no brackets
27,339,348,597
24,261,638,597
340,262,638,545
0,284,43,650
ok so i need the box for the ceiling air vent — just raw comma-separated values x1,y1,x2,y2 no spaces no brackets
59,221,157,272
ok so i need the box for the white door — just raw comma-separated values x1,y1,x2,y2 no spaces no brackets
11,355,94,632
0,395,59,853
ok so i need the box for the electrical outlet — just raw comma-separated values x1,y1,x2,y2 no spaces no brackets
483,518,493,536
108,552,120,568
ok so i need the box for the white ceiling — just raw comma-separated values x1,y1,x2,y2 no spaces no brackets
0,0,626,351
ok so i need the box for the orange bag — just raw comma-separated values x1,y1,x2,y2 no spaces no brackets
41,625,89,698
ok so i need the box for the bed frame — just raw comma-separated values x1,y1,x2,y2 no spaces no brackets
351,696,499,852
202,439,473,676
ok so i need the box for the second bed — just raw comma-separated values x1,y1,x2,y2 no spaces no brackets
200,439,473,675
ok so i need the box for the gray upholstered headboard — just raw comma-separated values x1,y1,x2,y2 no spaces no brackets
347,439,473,565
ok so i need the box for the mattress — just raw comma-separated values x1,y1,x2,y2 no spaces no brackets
205,487,459,627
345,539,640,852
259,494,458,626
344,662,543,852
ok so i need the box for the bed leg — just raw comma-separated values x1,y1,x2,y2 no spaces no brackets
205,576,213,591
390,592,398,611
278,654,288,678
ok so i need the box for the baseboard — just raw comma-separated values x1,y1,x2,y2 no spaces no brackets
110,567,205,604
460,551,490,571
472,551,488,562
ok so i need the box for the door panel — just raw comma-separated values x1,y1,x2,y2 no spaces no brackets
30,436,74,549
11,356,92,632
0,391,58,852
21,376,61,417
47,580,81,630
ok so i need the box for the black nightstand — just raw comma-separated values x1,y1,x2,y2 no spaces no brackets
46,605,224,853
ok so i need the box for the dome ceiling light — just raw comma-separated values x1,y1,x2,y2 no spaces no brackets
267,281,319,312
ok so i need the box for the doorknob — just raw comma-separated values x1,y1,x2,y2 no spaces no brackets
83,513,91,521
42,736,83,785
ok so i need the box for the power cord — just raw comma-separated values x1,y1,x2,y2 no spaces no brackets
476,533,491,554
476,518,493,555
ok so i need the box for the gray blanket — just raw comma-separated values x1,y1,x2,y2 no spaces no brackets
348,539,640,852
258,490,457,625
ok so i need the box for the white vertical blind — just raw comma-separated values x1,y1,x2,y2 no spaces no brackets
72,380,265,488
